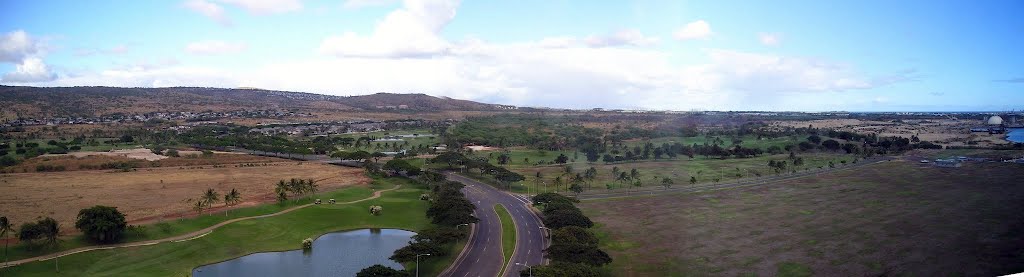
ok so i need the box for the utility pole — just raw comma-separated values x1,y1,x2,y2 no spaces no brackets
416,253,431,277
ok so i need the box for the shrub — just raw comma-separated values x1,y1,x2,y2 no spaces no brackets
302,238,313,249
370,205,383,215
357,265,409,277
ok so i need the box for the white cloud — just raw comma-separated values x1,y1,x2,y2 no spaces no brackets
343,0,399,9
185,40,248,55
692,49,876,93
75,45,129,56
12,2,913,111
759,32,781,46
183,0,232,26
584,29,659,47
673,20,713,40
319,0,458,58
183,0,302,26
0,30,57,83
2,57,57,83
1,30,46,63
219,0,302,14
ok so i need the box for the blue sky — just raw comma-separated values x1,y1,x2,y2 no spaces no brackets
1,0,1022,111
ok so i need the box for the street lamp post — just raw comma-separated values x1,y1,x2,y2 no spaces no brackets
416,253,431,277
515,262,533,277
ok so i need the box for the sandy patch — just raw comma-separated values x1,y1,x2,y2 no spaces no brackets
46,148,170,161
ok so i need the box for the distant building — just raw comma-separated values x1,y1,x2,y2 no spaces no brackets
971,115,1007,134
934,159,962,168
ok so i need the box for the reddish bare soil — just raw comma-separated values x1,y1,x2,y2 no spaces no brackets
0,160,369,232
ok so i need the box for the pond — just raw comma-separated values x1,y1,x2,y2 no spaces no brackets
192,229,414,277
1007,128,1024,143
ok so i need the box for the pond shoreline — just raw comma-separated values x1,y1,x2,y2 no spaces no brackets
192,228,418,276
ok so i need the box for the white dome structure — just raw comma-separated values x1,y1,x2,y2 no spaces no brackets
987,116,1004,125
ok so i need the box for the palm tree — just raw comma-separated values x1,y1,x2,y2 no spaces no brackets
534,171,543,194
275,180,290,203
1,216,12,266
224,189,241,206
630,169,642,190
202,188,219,212
584,167,597,190
616,172,629,189
305,179,318,194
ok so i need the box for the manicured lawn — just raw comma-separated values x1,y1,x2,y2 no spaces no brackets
623,135,802,150
495,204,516,277
3,178,446,277
2,183,386,262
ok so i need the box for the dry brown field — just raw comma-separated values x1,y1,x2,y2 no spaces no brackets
0,159,368,232
581,160,1024,276
773,118,1011,147
2,152,291,173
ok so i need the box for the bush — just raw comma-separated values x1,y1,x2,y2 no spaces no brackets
0,156,18,167
370,205,383,215
17,222,45,244
75,205,128,243
302,238,313,249
531,192,579,205
357,265,409,277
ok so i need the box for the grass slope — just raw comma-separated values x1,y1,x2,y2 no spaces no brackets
494,204,516,277
4,178,447,277
3,184,379,262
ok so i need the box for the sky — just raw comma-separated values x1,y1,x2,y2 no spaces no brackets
1,0,1023,112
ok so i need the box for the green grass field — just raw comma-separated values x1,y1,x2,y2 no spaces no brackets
495,204,516,277
508,152,855,194
3,177,455,277
623,135,802,150
2,183,385,262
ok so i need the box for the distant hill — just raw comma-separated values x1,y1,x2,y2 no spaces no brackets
0,86,510,119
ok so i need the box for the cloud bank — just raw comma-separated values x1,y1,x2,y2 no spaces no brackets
4,1,911,111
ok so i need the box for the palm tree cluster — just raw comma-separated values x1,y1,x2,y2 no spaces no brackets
274,178,318,203
189,188,242,215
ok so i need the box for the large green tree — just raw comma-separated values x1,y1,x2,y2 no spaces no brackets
357,265,409,277
75,206,128,243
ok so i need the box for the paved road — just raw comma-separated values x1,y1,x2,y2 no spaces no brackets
442,173,547,277
577,156,894,200
0,185,401,269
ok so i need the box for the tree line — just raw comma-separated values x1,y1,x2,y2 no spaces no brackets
357,174,477,276
525,193,612,276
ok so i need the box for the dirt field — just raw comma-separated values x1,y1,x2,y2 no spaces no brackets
581,160,1024,276
3,152,288,173
773,118,1011,147
0,160,369,232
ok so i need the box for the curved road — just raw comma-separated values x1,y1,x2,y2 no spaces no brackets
442,173,547,277
0,185,401,269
